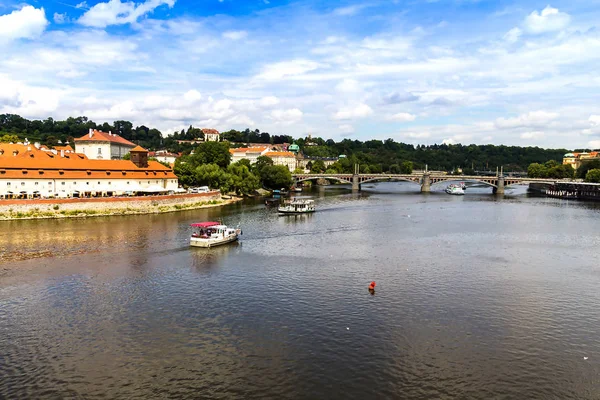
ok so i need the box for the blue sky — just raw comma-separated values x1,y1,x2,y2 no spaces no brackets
0,0,599,148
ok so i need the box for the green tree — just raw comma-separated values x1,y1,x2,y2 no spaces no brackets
527,163,547,178
389,164,400,174
261,165,293,190
0,134,19,143
225,163,260,195
195,163,228,191
585,168,600,183
576,159,600,179
311,160,326,173
173,159,197,188
293,167,304,174
190,142,231,168
122,153,131,160
253,155,274,176
400,161,413,174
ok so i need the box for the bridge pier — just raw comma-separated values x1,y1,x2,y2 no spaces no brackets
352,174,360,191
494,176,505,194
421,173,431,193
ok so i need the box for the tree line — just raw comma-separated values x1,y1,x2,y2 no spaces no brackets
1,113,573,173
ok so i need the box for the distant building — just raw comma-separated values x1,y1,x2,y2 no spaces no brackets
202,128,220,142
288,144,300,154
563,152,600,169
149,150,180,166
229,146,270,164
264,151,297,172
74,129,136,160
0,145,178,199
296,156,338,170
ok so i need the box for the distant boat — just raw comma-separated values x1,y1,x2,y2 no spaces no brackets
292,187,303,192
265,197,280,206
445,184,465,195
278,199,315,214
190,222,241,248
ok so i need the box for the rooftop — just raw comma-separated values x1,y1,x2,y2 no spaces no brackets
74,129,136,147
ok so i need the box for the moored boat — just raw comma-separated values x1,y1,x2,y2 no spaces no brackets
190,221,241,248
278,199,315,214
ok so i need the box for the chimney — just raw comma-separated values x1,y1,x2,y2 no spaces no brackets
34,142,40,149
61,150,65,158
89,128,93,138
109,130,112,136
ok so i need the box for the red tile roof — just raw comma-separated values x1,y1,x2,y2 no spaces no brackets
74,129,136,147
131,145,148,152
265,151,295,157
201,128,220,135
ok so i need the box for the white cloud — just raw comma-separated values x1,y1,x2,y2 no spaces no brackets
503,27,522,43
53,13,68,24
0,6,48,41
78,0,175,28
333,104,373,120
589,115,600,125
76,1,89,8
183,90,202,102
256,59,323,80
339,124,354,133
520,131,544,139
405,131,430,139
387,112,416,122
495,111,559,129
335,79,361,93
269,108,303,125
588,140,600,149
259,96,280,107
333,4,370,16
524,6,570,34
222,30,247,40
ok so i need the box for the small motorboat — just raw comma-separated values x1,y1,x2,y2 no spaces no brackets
278,199,315,214
190,221,241,248
292,186,303,192
265,197,280,206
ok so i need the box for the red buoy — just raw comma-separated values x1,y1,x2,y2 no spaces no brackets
368,281,376,290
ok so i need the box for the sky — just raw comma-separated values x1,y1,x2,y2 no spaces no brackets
0,0,599,148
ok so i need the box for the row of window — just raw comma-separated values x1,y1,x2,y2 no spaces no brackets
6,180,167,186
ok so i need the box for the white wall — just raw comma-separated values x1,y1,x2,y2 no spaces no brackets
0,177,179,198
75,142,133,160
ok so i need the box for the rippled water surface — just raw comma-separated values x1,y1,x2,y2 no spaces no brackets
1,183,600,399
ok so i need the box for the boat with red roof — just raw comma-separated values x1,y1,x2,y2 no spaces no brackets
190,221,241,248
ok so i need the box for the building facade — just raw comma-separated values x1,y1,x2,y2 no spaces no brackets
264,151,297,172
149,150,180,166
563,152,600,170
0,146,178,199
229,146,270,164
74,129,137,160
202,128,220,142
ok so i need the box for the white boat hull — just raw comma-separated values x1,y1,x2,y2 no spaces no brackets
190,234,239,248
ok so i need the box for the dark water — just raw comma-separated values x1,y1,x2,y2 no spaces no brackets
1,183,600,399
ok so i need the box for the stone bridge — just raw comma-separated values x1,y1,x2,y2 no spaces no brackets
292,172,556,194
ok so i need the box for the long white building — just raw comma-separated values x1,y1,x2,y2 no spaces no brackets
0,144,178,198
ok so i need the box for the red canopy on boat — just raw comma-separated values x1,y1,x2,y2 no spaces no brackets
190,222,220,228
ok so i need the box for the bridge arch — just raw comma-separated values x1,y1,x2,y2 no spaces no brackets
359,177,421,185
294,176,353,185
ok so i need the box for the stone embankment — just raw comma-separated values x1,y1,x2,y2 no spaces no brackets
0,192,238,220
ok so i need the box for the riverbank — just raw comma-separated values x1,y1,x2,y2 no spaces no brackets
0,191,242,220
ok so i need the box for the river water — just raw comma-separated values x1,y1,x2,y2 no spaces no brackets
1,183,599,399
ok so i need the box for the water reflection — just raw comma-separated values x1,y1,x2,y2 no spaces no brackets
2,184,600,399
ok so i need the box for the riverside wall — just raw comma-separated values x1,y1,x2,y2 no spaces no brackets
0,192,231,220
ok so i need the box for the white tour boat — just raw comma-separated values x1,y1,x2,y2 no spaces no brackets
190,222,241,248
445,185,465,195
277,199,315,214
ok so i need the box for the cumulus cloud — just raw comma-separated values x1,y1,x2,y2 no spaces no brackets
78,0,176,28
53,13,69,24
259,96,280,107
524,6,570,34
387,112,416,122
269,108,303,125
222,30,247,40
76,1,89,8
332,104,373,120
520,131,544,139
0,6,48,41
495,111,559,129
183,89,202,102
503,27,522,43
